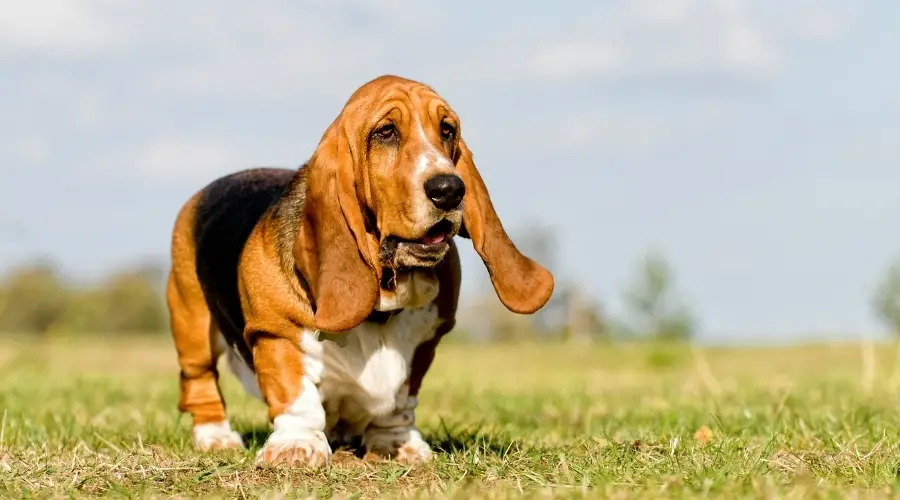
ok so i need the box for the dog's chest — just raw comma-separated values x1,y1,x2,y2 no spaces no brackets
224,305,440,433
314,305,440,426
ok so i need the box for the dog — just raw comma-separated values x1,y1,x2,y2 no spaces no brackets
165,75,555,467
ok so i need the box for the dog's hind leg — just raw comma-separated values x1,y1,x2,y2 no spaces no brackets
167,196,244,451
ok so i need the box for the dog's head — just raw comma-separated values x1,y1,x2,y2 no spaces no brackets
293,75,554,332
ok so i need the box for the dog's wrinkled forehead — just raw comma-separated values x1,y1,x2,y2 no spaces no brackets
339,75,455,131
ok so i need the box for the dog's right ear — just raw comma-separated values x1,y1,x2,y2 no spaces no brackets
454,138,554,314
293,126,380,333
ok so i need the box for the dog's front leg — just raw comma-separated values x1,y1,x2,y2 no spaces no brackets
252,332,331,468
361,313,451,464
362,383,433,464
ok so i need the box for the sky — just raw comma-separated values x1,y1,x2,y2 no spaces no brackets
1,0,898,343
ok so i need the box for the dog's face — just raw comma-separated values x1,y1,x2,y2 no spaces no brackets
341,79,465,270
294,75,555,333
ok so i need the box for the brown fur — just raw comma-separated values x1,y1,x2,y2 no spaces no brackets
166,74,554,463
167,193,228,425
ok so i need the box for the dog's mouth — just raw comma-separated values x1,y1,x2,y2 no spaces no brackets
380,219,454,267
406,219,454,248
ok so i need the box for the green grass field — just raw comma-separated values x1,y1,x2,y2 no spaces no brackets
2,335,900,498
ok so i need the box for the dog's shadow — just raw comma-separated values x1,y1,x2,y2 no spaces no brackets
239,423,517,458
239,427,373,458
427,427,519,457
240,427,272,452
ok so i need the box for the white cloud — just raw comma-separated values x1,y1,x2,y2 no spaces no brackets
0,0,130,58
522,0,796,83
131,138,239,183
845,134,900,168
22,75,115,131
722,20,781,76
0,0,858,185
0,0,834,101
68,92,110,130
119,2,461,103
0,136,53,167
564,115,667,156
503,112,667,158
529,41,622,80
632,0,696,25
503,98,737,157
792,7,848,42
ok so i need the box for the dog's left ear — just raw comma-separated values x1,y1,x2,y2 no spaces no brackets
293,126,380,332
454,138,554,314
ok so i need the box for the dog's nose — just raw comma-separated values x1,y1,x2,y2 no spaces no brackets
424,174,465,210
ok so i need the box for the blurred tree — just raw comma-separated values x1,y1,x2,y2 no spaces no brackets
58,287,108,333
508,222,559,336
0,260,72,335
560,284,609,344
514,223,558,275
619,250,696,341
872,257,900,335
492,222,611,343
0,260,168,335
99,265,168,333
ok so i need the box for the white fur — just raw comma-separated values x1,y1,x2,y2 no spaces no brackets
192,420,244,451
364,393,433,463
318,305,439,424
254,338,331,466
188,336,252,452
414,119,454,170
227,304,442,466
375,269,440,312
411,118,457,223
223,336,262,399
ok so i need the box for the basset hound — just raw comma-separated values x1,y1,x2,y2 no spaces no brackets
165,75,554,467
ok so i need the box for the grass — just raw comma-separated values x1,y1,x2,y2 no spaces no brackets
2,335,900,498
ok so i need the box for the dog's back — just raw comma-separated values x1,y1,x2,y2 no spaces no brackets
174,167,295,345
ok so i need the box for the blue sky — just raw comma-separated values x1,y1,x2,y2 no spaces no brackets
1,0,898,342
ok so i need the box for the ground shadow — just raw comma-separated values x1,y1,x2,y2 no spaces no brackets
239,421,522,458
239,426,272,451
425,420,525,458
240,426,367,456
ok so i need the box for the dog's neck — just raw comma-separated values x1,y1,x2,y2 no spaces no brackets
365,309,398,324
373,267,440,317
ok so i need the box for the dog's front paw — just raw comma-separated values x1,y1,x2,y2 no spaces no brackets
255,430,332,468
192,421,245,451
364,427,433,465
394,429,433,464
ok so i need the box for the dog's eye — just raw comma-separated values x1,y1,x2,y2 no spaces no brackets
373,123,396,141
440,122,456,140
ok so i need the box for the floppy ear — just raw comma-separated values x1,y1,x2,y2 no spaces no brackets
455,139,555,314
293,128,379,332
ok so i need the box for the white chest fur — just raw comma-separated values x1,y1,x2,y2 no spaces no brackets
224,304,440,436
316,304,440,432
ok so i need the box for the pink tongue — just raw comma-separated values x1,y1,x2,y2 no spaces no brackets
421,233,446,245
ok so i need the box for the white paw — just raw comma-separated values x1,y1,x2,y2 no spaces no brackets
395,430,433,464
364,427,433,464
255,430,332,468
192,421,245,451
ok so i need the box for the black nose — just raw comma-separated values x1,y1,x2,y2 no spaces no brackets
424,174,465,210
